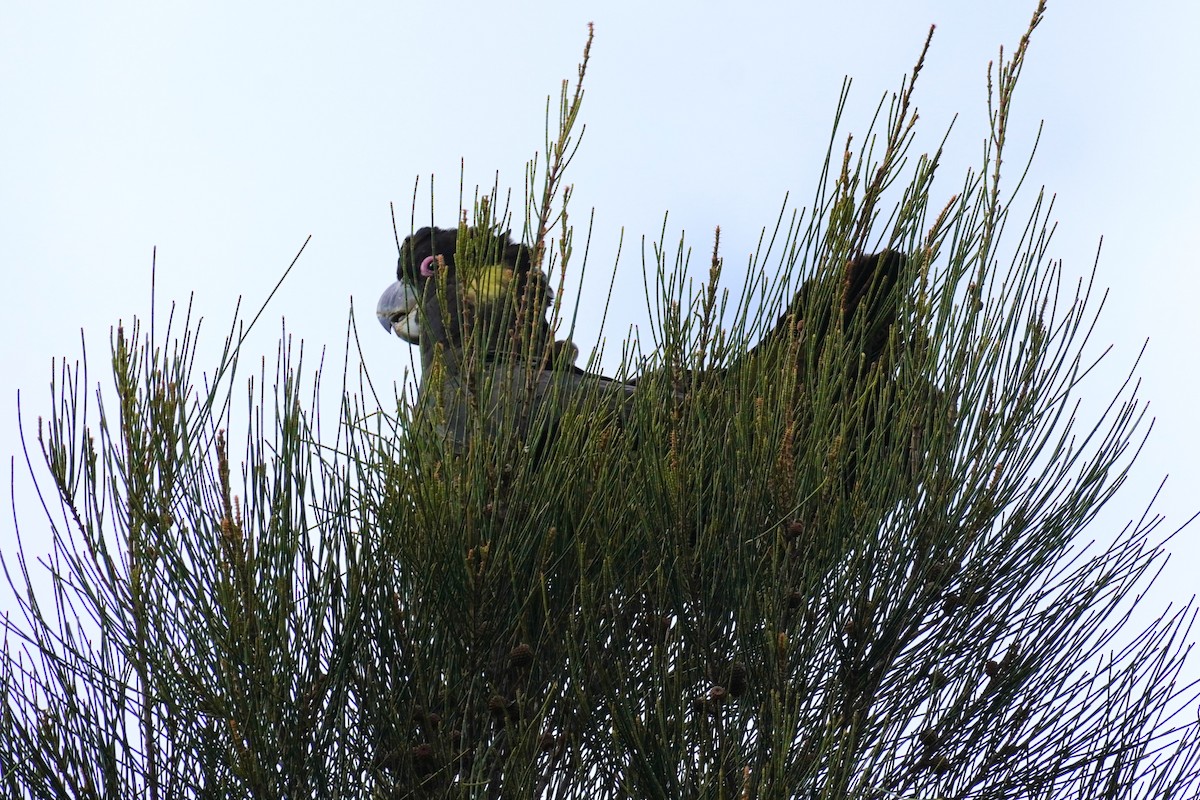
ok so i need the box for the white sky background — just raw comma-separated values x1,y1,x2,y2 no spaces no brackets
1,0,1197,696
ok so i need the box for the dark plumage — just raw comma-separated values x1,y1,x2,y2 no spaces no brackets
379,226,575,366
376,226,903,453
377,226,634,451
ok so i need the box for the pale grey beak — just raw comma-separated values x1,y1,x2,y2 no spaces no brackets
376,280,422,344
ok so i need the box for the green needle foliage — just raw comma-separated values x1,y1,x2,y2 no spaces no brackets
4,4,1199,798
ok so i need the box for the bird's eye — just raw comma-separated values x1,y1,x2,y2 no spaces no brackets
419,255,438,277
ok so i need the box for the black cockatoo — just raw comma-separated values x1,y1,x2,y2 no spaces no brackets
376,225,903,453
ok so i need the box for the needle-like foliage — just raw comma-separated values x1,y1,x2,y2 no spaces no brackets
3,4,1199,798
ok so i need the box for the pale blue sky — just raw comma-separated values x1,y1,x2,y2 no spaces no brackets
2,0,1197,681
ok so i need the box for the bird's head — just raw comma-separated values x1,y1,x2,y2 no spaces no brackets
377,226,574,368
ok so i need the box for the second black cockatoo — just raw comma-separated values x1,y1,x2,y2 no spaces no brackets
376,225,903,453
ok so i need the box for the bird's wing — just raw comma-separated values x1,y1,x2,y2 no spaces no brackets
414,360,637,455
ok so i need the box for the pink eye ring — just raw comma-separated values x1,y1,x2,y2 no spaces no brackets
419,255,438,277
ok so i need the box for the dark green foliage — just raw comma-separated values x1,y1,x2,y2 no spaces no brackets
4,5,1200,798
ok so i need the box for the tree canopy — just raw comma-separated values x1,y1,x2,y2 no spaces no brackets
3,4,1198,798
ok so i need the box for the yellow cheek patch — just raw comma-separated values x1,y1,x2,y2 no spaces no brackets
463,264,515,307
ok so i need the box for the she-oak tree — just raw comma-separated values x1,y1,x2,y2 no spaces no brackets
3,4,1198,798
